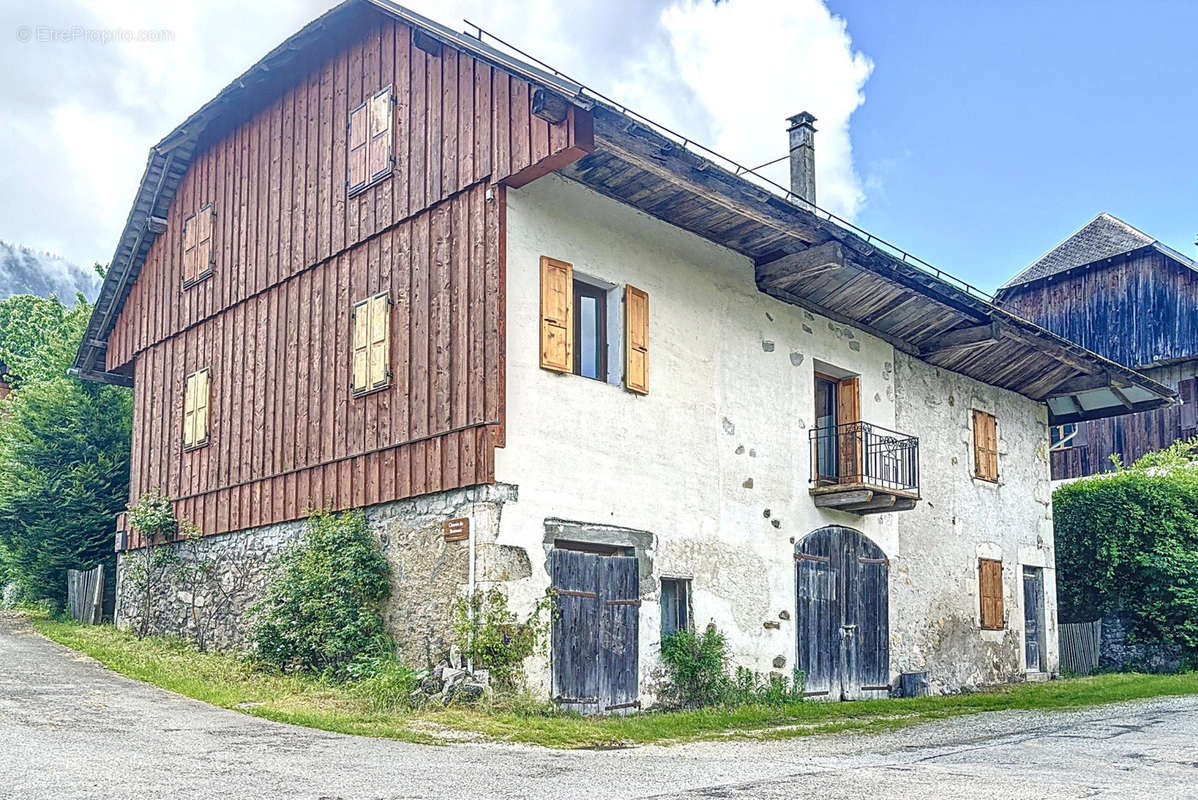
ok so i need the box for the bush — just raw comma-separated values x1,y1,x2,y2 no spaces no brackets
659,626,731,708
451,587,554,691
249,509,392,680
1054,438,1198,661
659,625,805,709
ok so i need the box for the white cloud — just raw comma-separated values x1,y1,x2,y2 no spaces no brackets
0,0,872,267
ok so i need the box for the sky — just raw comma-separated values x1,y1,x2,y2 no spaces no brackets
1,0,1194,294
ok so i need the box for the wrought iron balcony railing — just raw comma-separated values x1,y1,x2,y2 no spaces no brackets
809,421,920,495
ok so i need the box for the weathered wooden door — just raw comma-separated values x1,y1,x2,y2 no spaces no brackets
551,549,640,714
1023,567,1045,672
796,526,889,700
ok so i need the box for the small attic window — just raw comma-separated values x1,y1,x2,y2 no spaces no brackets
348,86,394,196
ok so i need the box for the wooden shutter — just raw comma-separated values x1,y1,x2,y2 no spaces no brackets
368,292,391,390
978,558,1004,630
183,369,210,449
348,100,369,193
837,376,861,481
368,86,394,182
1180,377,1197,431
540,256,573,373
195,203,215,280
972,410,998,481
625,285,649,394
352,293,390,395
351,297,370,393
181,213,197,285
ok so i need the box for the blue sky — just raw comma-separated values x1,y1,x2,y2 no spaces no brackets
826,0,1198,292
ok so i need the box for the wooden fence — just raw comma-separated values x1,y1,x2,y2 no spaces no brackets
1059,619,1102,675
67,564,105,624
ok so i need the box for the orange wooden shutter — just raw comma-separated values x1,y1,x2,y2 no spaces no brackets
540,256,573,373
368,86,394,182
625,285,649,394
837,376,861,480
194,369,210,446
973,410,998,481
348,100,369,193
351,297,370,393
195,204,215,280
181,213,197,284
978,558,1004,630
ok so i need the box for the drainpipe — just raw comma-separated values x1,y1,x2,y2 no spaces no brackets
467,505,476,674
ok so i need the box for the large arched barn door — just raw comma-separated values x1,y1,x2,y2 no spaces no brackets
796,526,889,700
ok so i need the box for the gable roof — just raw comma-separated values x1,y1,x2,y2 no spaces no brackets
72,0,1175,425
1000,212,1198,290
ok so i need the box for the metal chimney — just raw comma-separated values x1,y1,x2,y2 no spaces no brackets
787,112,817,208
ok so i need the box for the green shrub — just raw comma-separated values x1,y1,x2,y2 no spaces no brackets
348,654,421,711
451,587,554,691
249,509,392,681
660,625,805,709
659,625,732,708
1054,438,1198,661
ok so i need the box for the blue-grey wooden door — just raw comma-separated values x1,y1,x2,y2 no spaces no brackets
796,526,889,700
551,549,640,714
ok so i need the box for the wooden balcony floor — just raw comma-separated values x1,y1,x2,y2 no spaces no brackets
810,482,920,515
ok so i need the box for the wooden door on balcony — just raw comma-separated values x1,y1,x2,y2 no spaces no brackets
814,373,861,484
796,526,889,700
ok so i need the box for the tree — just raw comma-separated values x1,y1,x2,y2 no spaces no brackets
0,293,131,605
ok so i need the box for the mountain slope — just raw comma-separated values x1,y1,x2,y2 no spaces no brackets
0,241,100,302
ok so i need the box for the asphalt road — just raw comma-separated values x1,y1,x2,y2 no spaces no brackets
3,613,1197,800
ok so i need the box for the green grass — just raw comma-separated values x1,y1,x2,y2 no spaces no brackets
32,617,1198,749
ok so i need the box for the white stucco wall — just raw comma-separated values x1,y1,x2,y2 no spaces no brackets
892,354,1059,690
493,172,1055,700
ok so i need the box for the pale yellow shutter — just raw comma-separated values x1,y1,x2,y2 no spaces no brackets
195,369,210,445
183,372,197,447
540,256,573,373
368,86,394,182
625,284,649,394
368,292,391,390
182,213,197,285
348,101,369,193
196,204,214,279
352,298,370,393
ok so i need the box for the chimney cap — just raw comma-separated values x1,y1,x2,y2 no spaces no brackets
787,111,818,130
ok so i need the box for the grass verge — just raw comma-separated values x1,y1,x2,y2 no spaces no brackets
32,617,1198,749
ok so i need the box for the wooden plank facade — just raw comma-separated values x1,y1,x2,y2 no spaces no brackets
998,247,1198,479
106,10,592,544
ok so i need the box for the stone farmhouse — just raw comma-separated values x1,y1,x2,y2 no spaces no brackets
73,0,1175,709
997,213,1198,481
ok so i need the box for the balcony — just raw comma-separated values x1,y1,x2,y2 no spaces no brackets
808,421,920,514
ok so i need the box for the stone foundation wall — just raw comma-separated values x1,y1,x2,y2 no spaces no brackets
116,483,521,665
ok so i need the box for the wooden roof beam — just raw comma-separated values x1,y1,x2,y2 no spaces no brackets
919,321,1002,358
755,241,846,289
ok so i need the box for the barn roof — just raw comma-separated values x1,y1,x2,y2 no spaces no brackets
73,0,1175,424
1000,212,1198,290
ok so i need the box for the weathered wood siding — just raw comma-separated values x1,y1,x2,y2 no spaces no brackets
999,249,1198,370
1050,361,1198,479
999,250,1198,480
111,11,591,542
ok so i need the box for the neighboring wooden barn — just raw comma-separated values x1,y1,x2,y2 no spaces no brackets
997,213,1198,479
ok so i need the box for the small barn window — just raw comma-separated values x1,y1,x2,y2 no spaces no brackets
978,558,1004,630
972,410,999,482
1180,377,1197,432
183,368,211,450
660,578,691,638
181,204,215,288
351,292,392,396
348,85,394,195
1049,423,1077,451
